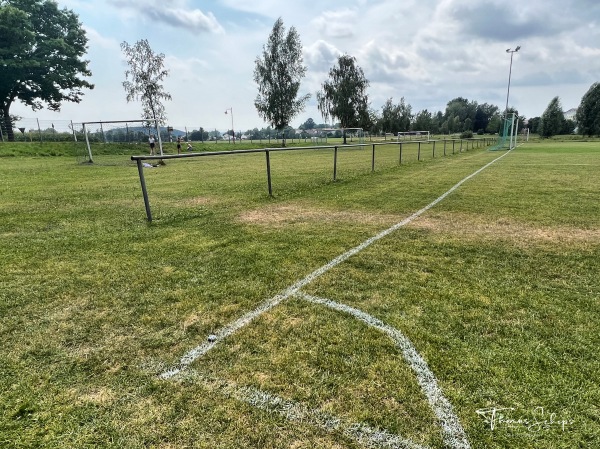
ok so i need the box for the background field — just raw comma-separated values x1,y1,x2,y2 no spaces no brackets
1,140,598,448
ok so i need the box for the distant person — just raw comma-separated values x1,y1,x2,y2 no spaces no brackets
148,135,156,155
176,136,182,154
187,142,193,151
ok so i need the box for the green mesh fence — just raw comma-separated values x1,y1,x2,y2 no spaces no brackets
490,113,515,151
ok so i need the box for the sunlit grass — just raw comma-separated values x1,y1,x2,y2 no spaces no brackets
1,140,598,448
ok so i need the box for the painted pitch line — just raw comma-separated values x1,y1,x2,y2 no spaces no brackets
296,293,470,449
160,149,513,379
174,370,429,449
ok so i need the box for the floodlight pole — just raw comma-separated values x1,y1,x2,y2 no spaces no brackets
504,46,521,117
225,107,235,144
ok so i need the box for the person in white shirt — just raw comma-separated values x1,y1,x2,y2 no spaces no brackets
148,135,156,155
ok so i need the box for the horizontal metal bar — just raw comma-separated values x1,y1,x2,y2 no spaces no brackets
131,138,491,162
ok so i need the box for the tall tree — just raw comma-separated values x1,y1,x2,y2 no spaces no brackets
121,39,171,127
300,117,316,130
254,18,309,146
379,97,412,135
317,54,369,144
359,106,379,135
527,116,541,134
473,103,499,133
486,114,502,134
576,82,600,137
444,97,477,133
539,97,565,138
412,109,433,132
0,0,93,141
379,98,396,135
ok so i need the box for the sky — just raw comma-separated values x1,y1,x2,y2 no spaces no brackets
12,0,600,132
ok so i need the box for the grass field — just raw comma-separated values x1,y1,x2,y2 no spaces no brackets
1,139,598,448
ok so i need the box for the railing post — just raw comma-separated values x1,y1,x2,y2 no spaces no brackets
460,140,463,152
452,140,455,154
333,146,338,181
265,150,273,196
433,140,436,158
399,142,403,164
444,139,446,156
418,142,421,161
371,144,375,172
136,159,153,222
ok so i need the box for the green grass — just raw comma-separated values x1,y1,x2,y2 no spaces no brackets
0,140,598,448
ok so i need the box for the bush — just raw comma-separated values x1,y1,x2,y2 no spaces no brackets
460,130,474,139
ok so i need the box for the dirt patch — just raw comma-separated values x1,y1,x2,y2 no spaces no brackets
239,204,401,227
77,387,116,406
409,212,600,244
239,204,598,245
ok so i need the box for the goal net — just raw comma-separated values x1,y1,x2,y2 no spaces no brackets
397,131,431,141
344,128,365,144
490,113,518,151
79,119,162,164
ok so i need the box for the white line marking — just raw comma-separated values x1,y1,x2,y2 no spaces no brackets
160,149,512,379
296,293,470,449
174,370,430,449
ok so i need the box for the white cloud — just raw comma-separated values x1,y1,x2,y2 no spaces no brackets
83,26,119,51
311,9,358,39
108,0,224,34
304,40,342,72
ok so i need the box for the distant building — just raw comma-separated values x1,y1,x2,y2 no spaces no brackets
564,108,577,121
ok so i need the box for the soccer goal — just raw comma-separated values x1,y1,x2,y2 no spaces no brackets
490,113,518,151
397,131,431,141
80,119,162,163
344,127,365,144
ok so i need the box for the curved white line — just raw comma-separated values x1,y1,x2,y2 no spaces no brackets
296,293,470,449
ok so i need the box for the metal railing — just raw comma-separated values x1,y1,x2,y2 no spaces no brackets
131,138,494,221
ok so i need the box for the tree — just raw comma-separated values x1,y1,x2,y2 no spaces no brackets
576,82,600,137
121,39,171,127
0,0,93,141
539,97,565,138
359,107,379,135
253,18,310,146
379,97,412,135
412,109,433,132
432,111,443,134
527,116,541,134
440,120,449,135
317,54,370,144
474,103,499,134
486,114,502,134
463,117,473,132
190,128,208,142
444,97,477,133
300,117,316,130
562,119,576,135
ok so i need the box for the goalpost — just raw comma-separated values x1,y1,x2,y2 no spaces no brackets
81,119,162,163
397,131,431,141
344,127,365,144
490,112,518,151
